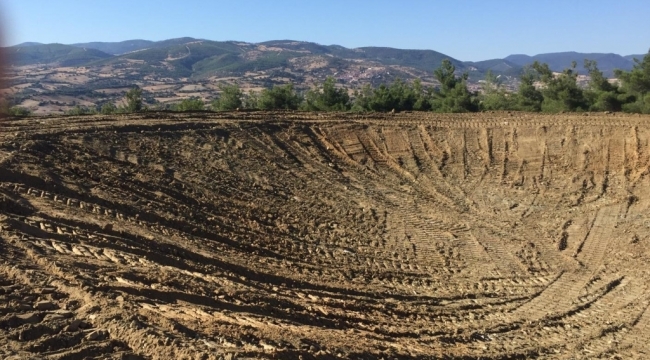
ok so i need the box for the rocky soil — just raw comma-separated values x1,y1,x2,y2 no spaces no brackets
1,111,649,359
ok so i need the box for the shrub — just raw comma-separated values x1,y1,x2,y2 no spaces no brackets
174,97,204,111
212,84,244,111
100,102,118,115
302,77,350,111
124,87,143,112
258,83,302,110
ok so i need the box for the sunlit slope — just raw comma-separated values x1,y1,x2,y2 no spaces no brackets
1,112,649,359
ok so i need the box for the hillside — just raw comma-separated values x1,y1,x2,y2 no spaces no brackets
1,111,650,359
12,42,44,47
2,37,647,115
625,53,646,62
8,38,468,78
6,38,644,78
2,39,470,115
504,51,637,77
6,43,113,66
77,38,641,78
463,58,522,76
71,39,155,55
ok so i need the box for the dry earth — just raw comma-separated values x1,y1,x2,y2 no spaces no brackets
1,111,649,359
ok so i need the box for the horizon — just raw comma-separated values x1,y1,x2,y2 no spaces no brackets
1,0,648,62
6,37,647,61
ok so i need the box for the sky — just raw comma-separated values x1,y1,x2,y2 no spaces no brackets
1,0,648,61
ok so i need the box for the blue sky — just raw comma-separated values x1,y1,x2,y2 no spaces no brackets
1,0,648,61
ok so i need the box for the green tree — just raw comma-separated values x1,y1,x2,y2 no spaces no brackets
387,78,418,111
66,105,96,115
351,84,374,112
302,77,350,111
212,84,243,111
0,99,31,117
258,83,303,110
516,66,543,111
100,102,117,115
479,70,514,111
431,59,477,112
0,99,12,117
175,97,204,111
352,83,399,112
583,59,627,112
615,49,650,113
11,107,31,116
351,79,430,112
412,78,433,111
124,87,143,113
434,59,462,93
243,90,259,110
532,61,587,112
367,83,395,112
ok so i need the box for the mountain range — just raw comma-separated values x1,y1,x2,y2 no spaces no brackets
1,38,647,115
7,38,646,79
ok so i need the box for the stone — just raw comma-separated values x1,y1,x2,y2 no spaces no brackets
55,310,74,318
65,319,83,332
34,301,57,311
86,329,108,341
16,312,41,324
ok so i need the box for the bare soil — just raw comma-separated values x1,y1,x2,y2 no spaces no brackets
0,111,649,359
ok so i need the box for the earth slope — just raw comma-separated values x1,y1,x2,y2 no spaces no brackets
1,112,650,359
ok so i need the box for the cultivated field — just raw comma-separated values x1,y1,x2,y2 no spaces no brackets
1,111,649,359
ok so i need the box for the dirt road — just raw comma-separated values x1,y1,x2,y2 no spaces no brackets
1,111,649,359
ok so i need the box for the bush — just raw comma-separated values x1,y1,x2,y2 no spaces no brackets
621,94,650,114
479,70,515,111
174,97,204,111
212,84,243,111
531,61,587,112
302,77,350,111
615,49,650,113
513,67,542,112
352,79,430,112
0,100,31,117
258,83,302,110
66,105,96,116
242,90,259,110
100,102,118,115
124,87,143,113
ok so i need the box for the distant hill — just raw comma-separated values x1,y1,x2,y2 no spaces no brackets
70,37,219,55
253,40,467,73
7,43,113,66
54,39,468,80
4,37,649,116
12,42,43,47
464,58,522,77
624,54,646,62
77,38,465,74
4,37,647,81
112,40,251,77
341,46,465,72
502,54,533,66
71,40,155,55
504,51,638,77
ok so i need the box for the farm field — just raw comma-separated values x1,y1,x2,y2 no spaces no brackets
1,111,649,359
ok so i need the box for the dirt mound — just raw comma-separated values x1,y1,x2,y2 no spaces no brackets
1,111,649,359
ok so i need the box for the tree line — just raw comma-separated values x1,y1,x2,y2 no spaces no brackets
3,49,649,117
157,49,650,114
